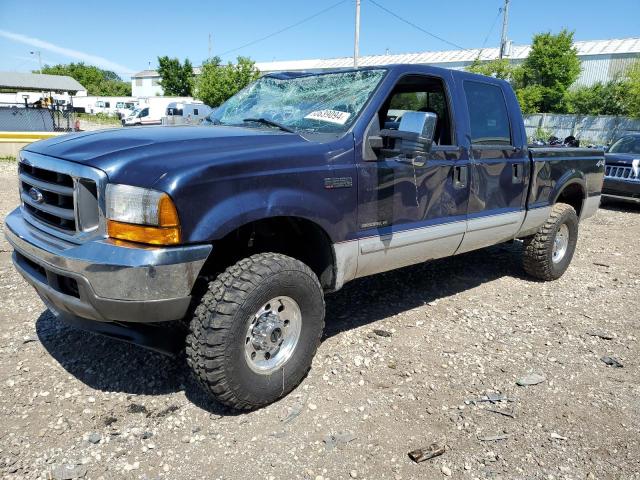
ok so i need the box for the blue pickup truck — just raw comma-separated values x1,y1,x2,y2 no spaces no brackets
5,65,604,409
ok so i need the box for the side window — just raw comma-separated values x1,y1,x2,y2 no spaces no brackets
105,102,110,108
463,81,511,145
140,108,149,117
135,78,142,86
381,75,454,146
193,108,199,116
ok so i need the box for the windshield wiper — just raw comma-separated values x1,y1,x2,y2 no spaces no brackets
242,118,296,134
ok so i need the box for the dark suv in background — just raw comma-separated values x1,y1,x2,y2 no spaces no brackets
603,134,640,202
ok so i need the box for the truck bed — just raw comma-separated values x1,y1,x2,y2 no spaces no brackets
526,147,605,216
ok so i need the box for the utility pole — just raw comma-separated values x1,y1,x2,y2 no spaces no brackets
499,0,510,59
353,0,361,67
30,50,42,73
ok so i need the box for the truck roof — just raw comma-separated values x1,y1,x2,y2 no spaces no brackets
265,64,509,87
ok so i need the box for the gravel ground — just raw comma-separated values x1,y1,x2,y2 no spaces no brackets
1,159,639,480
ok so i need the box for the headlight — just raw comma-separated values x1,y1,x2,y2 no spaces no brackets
105,184,181,245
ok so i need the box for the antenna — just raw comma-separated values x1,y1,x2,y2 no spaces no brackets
208,33,212,59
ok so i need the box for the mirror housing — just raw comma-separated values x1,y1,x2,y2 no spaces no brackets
379,111,437,158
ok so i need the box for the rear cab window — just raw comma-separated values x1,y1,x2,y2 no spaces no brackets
463,81,511,145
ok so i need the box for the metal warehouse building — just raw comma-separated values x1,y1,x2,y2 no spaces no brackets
254,37,640,86
132,37,640,97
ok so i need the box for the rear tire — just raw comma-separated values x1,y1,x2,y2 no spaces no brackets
523,203,579,281
186,253,325,410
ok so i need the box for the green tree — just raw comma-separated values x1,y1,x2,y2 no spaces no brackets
157,56,194,96
516,29,581,113
624,61,640,118
39,63,131,96
466,58,519,81
195,56,261,107
565,81,627,116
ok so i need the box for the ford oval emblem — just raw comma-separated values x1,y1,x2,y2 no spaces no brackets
28,187,45,204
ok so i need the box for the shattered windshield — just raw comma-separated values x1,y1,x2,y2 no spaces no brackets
209,69,387,134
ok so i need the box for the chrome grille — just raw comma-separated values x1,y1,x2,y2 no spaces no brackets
19,162,77,231
18,152,107,243
605,165,640,182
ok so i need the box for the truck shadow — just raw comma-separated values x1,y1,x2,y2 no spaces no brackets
34,311,235,415
324,241,526,338
599,197,640,213
35,241,526,415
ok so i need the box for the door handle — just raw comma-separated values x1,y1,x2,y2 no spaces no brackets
454,165,468,189
512,163,523,183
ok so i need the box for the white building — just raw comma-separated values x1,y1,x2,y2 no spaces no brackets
132,67,202,97
131,37,640,93
131,69,162,97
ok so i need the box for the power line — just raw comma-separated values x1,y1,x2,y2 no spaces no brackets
367,0,468,51
480,8,503,51
218,0,350,58
475,6,503,60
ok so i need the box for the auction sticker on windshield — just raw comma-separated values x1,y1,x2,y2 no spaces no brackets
304,109,351,125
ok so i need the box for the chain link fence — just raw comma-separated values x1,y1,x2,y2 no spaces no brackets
524,113,640,145
0,103,76,132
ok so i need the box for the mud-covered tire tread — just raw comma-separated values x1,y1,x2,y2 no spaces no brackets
523,203,577,281
185,253,324,410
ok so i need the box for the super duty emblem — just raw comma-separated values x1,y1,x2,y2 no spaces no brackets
324,177,353,189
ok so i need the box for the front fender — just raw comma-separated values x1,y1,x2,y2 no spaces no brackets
188,187,346,243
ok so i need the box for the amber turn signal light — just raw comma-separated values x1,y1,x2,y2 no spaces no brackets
158,194,180,227
107,220,181,246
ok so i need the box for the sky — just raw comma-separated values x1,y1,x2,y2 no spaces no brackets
1,0,639,79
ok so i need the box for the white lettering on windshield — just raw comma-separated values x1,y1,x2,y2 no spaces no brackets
304,109,351,125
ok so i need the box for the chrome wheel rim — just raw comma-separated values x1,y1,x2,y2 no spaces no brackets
552,224,570,263
245,296,302,375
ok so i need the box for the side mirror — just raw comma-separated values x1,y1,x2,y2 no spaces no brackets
379,111,437,158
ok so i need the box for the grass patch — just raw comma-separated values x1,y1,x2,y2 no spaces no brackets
77,113,122,126
0,155,16,162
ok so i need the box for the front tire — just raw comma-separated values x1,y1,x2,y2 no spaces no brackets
523,203,579,281
186,253,325,410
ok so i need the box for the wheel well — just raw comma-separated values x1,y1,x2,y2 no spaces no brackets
199,217,336,290
556,183,585,217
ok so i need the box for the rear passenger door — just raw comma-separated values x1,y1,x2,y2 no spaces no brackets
456,80,528,254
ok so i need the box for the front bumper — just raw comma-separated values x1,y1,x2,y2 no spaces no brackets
602,178,640,200
5,207,211,323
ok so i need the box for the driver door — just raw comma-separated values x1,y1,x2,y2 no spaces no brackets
356,73,470,277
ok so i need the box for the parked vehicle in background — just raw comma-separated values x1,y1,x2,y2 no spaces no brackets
72,96,137,116
603,133,640,202
4,65,604,410
163,101,213,125
122,106,155,126
115,101,137,119
122,97,194,126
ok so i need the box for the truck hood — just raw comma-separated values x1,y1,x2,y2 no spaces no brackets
605,152,640,166
23,125,315,184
